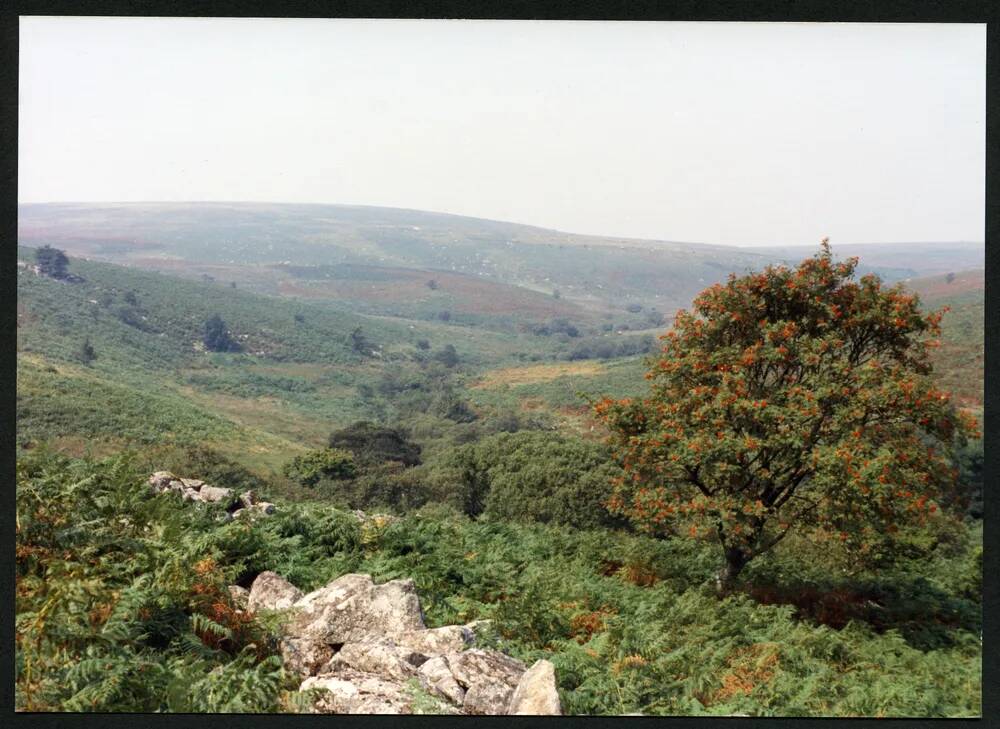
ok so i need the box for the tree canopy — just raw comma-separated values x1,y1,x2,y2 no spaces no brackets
34,245,69,279
283,448,357,487
203,314,239,353
328,421,422,467
593,242,978,591
448,431,622,528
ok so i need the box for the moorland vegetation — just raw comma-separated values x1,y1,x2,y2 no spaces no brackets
15,238,984,716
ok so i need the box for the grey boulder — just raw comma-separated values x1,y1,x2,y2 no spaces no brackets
508,659,561,715
248,571,304,612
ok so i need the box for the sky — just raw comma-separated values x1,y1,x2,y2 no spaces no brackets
18,18,985,247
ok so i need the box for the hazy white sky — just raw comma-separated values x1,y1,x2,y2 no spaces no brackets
19,18,985,246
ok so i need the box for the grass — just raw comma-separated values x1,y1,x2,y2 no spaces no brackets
15,248,598,473
471,361,609,389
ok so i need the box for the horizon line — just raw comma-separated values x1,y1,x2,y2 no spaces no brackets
16,199,984,250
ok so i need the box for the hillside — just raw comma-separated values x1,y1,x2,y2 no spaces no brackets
748,242,984,279
23,202,957,324
16,449,983,715
902,269,984,407
17,248,983,469
16,248,580,470
15,232,983,718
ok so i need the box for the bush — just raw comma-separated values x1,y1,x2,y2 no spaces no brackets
35,245,69,279
953,438,983,518
566,335,655,361
433,344,460,368
328,421,422,467
15,450,291,712
78,338,96,365
313,462,433,512
203,314,239,352
14,450,983,716
283,448,356,487
446,431,622,528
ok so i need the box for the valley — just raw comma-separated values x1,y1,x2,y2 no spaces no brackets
15,204,985,716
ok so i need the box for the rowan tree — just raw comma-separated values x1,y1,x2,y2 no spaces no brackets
593,241,978,592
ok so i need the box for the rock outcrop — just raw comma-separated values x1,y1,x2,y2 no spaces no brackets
239,570,562,715
508,659,562,715
248,571,304,612
147,471,276,518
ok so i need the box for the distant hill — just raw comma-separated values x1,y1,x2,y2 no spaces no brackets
900,269,984,408
16,202,776,317
12,202,799,317
21,204,980,318
747,242,984,279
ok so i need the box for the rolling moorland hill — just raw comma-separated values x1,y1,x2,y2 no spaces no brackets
16,246,984,470
15,216,984,717
20,203,980,332
16,246,586,472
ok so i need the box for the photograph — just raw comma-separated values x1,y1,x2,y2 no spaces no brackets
14,16,985,716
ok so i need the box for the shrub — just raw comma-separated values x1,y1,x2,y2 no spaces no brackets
78,338,96,365
203,314,239,352
329,422,422,467
15,450,291,712
433,344,460,368
35,245,69,279
447,431,622,528
282,448,357,487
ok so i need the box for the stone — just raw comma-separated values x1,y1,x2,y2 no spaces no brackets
365,578,426,636
507,659,561,715
302,667,414,714
239,489,258,508
179,478,205,489
263,570,562,716
248,571,304,612
418,655,466,706
281,636,336,677
397,625,473,656
445,649,526,690
148,471,177,493
463,680,515,715
289,573,425,645
295,573,374,612
254,501,277,515
227,585,250,608
198,485,235,504
323,640,426,681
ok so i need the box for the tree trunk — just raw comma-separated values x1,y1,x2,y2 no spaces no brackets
715,547,749,595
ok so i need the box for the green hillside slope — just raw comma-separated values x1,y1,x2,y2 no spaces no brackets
903,269,984,407
15,248,568,468
16,202,782,314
